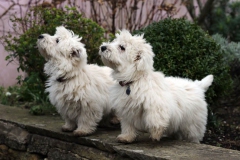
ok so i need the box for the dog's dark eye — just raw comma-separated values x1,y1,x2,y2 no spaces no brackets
119,45,125,51
56,38,59,43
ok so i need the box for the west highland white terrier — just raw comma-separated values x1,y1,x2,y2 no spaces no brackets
37,26,115,136
99,30,213,143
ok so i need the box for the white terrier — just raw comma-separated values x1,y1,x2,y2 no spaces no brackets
37,26,115,136
99,30,213,143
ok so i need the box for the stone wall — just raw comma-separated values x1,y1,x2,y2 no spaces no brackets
0,121,119,160
0,104,240,160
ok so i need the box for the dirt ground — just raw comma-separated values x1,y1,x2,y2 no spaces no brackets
202,103,240,151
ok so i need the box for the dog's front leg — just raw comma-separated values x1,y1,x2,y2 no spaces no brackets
62,118,77,132
117,119,137,143
149,126,165,141
73,106,103,136
145,108,169,141
73,118,99,136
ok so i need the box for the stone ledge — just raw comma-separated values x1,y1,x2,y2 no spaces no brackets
0,104,240,160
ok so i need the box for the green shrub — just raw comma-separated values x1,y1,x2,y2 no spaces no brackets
133,18,233,108
0,84,56,115
208,0,240,42
3,7,105,76
212,34,240,63
0,86,21,106
0,7,105,114
212,34,240,103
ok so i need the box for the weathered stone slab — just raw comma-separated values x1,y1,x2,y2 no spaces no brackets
0,144,9,158
0,105,120,152
0,144,42,160
29,134,117,160
48,148,89,160
0,104,240,160
28,134,50,155
0,121,30,151
47,145,114,160
113,138,240,160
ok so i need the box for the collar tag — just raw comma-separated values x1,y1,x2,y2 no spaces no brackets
126,85,131,95
119,81,133,95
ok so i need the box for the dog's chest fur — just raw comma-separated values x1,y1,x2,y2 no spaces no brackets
111,72,175,131
44,63,114,120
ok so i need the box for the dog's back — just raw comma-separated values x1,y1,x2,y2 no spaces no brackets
165,75,213,142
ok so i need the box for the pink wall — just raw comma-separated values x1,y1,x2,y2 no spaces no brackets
0,0,38,87
0,45,26,87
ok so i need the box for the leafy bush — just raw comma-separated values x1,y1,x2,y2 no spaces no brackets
1,7,105,114
212,34,240,64
0,74,52,114
3,7,105,73
0,86,20,106
208,0,240,42
212,34,240,103
0,84,56,115
133,18,233,108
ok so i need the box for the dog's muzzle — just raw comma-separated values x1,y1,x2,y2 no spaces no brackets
100,46,107,52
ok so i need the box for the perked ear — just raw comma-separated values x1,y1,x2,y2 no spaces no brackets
71,49,80,58
135,51,154,71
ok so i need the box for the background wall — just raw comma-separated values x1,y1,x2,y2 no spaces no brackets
0,0,32,87
0,45,26,87
0,0,193,87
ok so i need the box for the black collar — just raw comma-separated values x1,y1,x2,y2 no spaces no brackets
119,81,133,86
119,81,133,95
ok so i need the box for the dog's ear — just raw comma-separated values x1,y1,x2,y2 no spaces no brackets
71,49,80,58
75,37,82,42
135,50,154,71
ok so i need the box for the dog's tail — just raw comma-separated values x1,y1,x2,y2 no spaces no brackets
195,75,214,92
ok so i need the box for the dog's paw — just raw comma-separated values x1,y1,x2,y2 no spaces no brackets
61,125,75,132
151,136,161,142
189,138,200,144
150,127,164,141
117,134,135,143
110,116,120,125
73,130,92,136
150,133,161,141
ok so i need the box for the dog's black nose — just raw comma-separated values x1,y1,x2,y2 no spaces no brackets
38,35,44,39
101,46,107,52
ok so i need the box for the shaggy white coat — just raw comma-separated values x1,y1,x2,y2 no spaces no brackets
37,26,114,136
99,30,213,143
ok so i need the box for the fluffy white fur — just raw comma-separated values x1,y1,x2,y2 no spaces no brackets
99,30,214,143
37,26,115,136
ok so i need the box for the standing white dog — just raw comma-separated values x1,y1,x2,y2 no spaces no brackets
99,30,213,143
37,26,115,136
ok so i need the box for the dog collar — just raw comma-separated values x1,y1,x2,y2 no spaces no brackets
119,81,133,86
119,81,133,95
